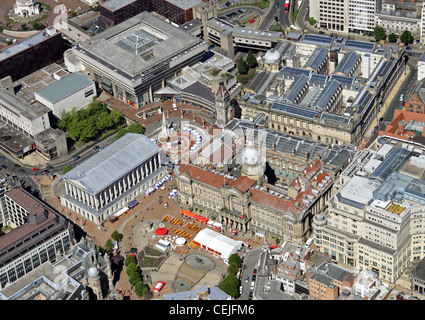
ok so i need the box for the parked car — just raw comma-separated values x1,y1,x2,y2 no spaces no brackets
14,164,20,167
74,155,80,161
92,145,99,151
406,46,412,51
32,167,38,171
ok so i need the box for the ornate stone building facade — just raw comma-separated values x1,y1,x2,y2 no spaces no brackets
175,139,336,244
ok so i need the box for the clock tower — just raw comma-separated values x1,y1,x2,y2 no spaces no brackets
215,81,231,127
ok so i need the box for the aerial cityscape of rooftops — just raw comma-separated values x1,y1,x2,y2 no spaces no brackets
2,0,425,303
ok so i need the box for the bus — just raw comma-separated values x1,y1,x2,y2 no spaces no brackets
284,0,289,12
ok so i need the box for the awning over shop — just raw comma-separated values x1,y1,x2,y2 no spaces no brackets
181,210,208,224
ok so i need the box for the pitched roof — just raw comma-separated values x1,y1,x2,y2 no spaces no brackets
63,133,160,195
178,164,256,193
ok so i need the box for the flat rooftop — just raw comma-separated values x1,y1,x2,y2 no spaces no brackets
76,11,203,78
209,18,281,40
35,72,94,103
166,0,201,10
100,0,137,11
0,27,59,62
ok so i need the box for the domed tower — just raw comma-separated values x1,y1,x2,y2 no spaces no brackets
87,266,103,300
262,49,281,72
241,140,265,184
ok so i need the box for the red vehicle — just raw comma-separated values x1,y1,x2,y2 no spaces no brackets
284,0,290,12
153,281,165,293
32,167,38,171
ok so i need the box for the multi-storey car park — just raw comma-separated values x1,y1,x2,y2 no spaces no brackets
237,33,407,147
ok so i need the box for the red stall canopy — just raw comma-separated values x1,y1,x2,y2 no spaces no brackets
155,227,168,235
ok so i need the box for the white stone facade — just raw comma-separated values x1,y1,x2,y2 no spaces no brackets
13,0,40,18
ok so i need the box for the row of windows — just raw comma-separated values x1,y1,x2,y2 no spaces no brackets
0,236,70,289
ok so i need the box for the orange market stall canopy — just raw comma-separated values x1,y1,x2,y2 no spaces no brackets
180,210,208,224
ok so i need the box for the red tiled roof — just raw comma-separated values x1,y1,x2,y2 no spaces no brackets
178,164,256,193
251,188,301,217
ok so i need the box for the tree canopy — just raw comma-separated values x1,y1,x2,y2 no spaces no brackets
400,30,413,45
115,123,145,140
220,274,240,298
58,99,122,144
388,33,397,43
374,26,386,41
237,57,248,75
246,50,257,69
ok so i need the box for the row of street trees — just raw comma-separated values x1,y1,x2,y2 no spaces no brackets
124,255,151,298
374,26,414,45
220,253,242,298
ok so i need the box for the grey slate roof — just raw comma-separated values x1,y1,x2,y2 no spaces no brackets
63,133,160,195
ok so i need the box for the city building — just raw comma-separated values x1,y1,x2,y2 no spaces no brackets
418,51,425,81
152,0,200,25
98,0,152,29
0,88,68,159
310,0,379,34
378,109,425,143
174,119,351,244
402,80,425,114
309,0,350,33
238,33,406,146
60,133,167,226
313,137,425,284
375,1,422,41
205,18,282,58
0,27,66,82
411,257,425,296
0,186,8,229
0,188,76,289
306,261,356,300
348,0,380,34
34,72,96,119
162,285,231,300
158,50,241,121
253,240,329,299
0,239,118,300
72,11,207,108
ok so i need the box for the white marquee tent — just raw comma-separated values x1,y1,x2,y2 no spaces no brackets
193,228,243,259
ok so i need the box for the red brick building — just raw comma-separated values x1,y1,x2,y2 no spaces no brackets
0,27,65,82
403,86,425,114
99,0,152,29
378,109,425,142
